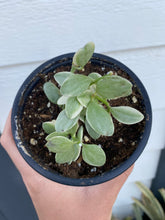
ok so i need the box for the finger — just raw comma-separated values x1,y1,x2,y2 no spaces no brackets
0,110,37,178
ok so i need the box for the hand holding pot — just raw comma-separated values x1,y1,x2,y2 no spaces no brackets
1,111,134,220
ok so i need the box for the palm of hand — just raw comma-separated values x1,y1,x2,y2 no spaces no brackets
0,112,133,220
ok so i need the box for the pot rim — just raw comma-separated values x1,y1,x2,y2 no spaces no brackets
11,52,152,186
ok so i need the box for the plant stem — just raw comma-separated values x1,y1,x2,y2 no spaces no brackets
71,65,76,73
94,95,111,112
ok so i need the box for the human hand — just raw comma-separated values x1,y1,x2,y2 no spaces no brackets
0,111,134,220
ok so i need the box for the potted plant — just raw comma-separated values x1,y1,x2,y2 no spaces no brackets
11,42,152,186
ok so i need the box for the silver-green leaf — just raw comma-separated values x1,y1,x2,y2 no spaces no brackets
60,74,92,96
57,95,70,105
72,42,95,69
96,75,132,99
85,120,100,140
65,96,83,119
86,101,114,136
46,131,68,141
55,143,81,164
88,72,102,80
77,126,84,143
111,106,144,124
42,120,56,134
43,82,60,104
54,71,73,86
46,136,73,153
55,110,79,132
77,90,91,107
82,144,106,166
46,123,78,141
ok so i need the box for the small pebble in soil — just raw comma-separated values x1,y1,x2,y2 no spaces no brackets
101,67,105,71
78,163,81,167
47,102,51,108
90,167,97,172
33,124,37,128
49,152,52,156
118,138,123,143
84,136,89,142
30,138,38,146
131,141,136,146
132,96,138,103
29,115,32,118
39,132,44,136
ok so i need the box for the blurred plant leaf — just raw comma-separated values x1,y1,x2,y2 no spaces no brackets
133,182,165,220
88,72,102,80
159,188,165,203
133,203,143,220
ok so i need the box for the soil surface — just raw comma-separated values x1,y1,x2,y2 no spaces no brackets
19,61,145,178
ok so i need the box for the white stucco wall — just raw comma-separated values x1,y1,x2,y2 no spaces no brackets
0,0,165,218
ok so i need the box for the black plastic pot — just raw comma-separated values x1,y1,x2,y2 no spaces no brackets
11,53,152,186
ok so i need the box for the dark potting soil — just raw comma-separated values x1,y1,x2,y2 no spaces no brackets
19,62,145,179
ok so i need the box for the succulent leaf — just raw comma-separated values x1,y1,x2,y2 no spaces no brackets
77,126,84,143
42,120,56,134
46,136,73,153
77,90,91,107
55,110,79,132
82,144,106,166
46,131,68,141
43,82,60,104
88,72,102,80
54,142,81,164
96,75,132,99
85,120,100,140
72,42,95,70
60,74,92,96
46,123,78,141
111,106,144,124
54,71,73,86
86,101,114,136
65,96,83,119
57,95,70,105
